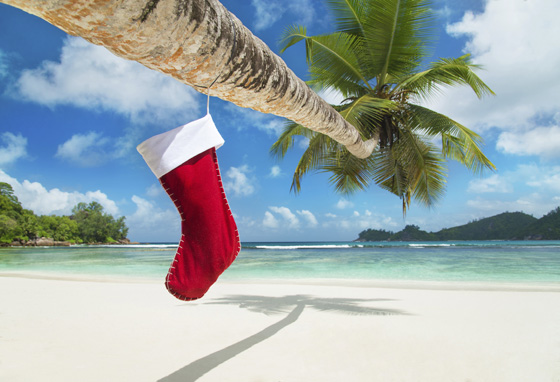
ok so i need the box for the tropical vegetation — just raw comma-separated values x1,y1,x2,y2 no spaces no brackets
0,182,128,245
356,208,560,241
272,0,495,212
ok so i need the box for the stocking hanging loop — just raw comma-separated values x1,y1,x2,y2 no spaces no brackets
195,12,237,114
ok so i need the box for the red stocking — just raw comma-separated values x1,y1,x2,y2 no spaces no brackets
137,114,240,301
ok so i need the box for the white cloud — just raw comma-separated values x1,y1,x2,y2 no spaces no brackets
224,104,285,136
55,131,108,166
467,174,513,194
224,165,256,197
317,87,346,106
0,132,27,166
0,49,8,79
54,126,142,167
269,165,282,178
336,198,354,209
322,209,398,233
520,164,560,192
146,183,163,198
297,209,318,227
325,213,337,218
127,195,179,240
466,194,555,218
251,0,315,31
423,0,560,159
496,126,560,159
11,37,200,125
465,164,560,217
262,211,279,228
269,206,300,229
0,170,119,216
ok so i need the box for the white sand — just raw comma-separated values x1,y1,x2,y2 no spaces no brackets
1,276,559,382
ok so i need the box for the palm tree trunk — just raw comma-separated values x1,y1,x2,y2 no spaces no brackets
1,0,377,158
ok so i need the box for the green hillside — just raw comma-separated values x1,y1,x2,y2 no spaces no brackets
436,212,537,240
356,208,560,241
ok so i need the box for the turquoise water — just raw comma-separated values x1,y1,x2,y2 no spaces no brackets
1,241,559,285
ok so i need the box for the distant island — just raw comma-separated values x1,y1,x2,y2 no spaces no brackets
1,182,130,246
356,207,560,242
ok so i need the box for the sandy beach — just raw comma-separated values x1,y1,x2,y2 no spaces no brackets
1,276,559,382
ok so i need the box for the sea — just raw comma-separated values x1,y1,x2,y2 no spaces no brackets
1,241,560,288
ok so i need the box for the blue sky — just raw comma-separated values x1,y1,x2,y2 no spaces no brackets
1,0,559,242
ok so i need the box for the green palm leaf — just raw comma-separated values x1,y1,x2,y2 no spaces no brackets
290,133,337,193
362,0,434,86
396,54,495,100
338,94,398,137
270,121,314,160
327,0,367,36
407,104,495,173
271,0,494,214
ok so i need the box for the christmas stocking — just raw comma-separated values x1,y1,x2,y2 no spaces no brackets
137,114,240,301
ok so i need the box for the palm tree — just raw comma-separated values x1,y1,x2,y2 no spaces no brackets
271,0,495,212
0,0,374,158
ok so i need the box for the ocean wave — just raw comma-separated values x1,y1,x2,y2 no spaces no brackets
245,244,361,250
408,243,454,248
94,244,178,249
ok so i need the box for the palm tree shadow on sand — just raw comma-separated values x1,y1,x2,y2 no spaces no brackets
158,294,407,382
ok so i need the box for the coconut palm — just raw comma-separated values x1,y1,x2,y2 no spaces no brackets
271,0,495,212
0,0,374,158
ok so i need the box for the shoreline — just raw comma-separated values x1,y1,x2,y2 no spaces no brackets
1,276,559,381
2,271,560,292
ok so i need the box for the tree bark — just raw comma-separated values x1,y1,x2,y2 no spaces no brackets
1,0,377,158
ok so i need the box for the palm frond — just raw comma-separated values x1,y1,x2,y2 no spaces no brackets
362,0,434,85
397,129,447,210
370,130,447,213
337,94,398,137
407,104,495,174
290,133,337,193
270,121,314,160
327,0,367,36
396,54,495,100
305,32,372,91
319,147,374,194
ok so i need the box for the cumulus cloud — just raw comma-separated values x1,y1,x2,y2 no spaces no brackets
146,183,163,198
54,126,142,167
224,104,285,136
224,165,256,197
0,132,27,166
496,126,560,159
269,165,282,178
422,0,560,159
262,211,279,228
55,131,108,166
321,208,398,233
317,87,346,106
519,164,560,193
267,206,300,229
336,198,354,209
127,195,179,240
251,0,315,31
0,170,119,216
465,164,560,217
466,193,556,218
467,174,513,194
0,49,8,79
297,209,318,227
11,37,200,125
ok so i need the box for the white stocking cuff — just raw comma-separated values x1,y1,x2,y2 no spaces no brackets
137,114,224,179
